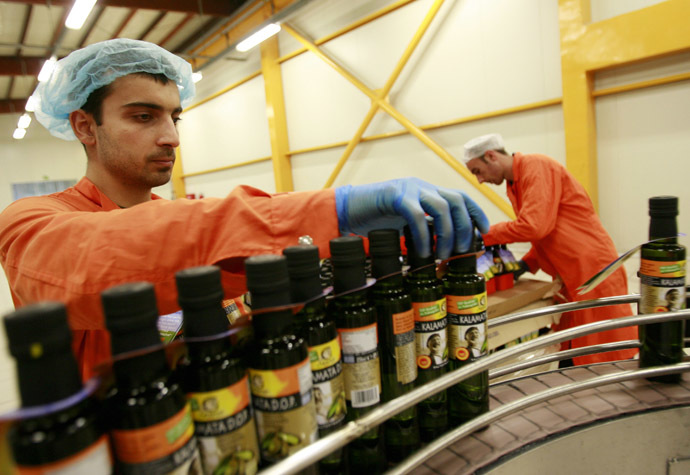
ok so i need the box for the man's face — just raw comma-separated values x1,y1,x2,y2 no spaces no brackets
428,335,441,354
93,75,182,189
467,154,504,185
466,328,480,347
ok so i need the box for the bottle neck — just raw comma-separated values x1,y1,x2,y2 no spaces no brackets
17,352,82,407
649,215,678,241
186,335,231,362
183,306,230,339
113,348,170,388
253,309,294,339
448,255,477,274
333,264,367,294
296,296,326,323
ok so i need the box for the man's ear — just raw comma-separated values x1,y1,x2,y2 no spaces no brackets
484,150,499,162
69,110,96,146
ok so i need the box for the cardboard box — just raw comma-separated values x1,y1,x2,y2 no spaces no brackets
487,278,561,320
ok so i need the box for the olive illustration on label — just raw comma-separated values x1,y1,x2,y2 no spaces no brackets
326,390,347,420
261,431,301,458
212,449,257,475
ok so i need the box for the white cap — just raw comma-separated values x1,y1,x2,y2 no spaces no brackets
462,133,504,164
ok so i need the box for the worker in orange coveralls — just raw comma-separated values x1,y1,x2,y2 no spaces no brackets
462,133,637,366
0,39,488,380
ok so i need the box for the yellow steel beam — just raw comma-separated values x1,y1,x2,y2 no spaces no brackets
184,71,261,112
592,71,690,98
284,23,516,219
181,156,272,179
171,147,186,198
261,36,294,192
324,0,445,188
559,0,690,210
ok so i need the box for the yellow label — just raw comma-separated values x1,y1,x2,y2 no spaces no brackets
188,376,251,423
640,259,686,278
412,298,447,322
309,338,341,371
446,293,487,315
249,359,312,399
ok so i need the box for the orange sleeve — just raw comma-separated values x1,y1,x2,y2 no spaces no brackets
483,159,561,246
0,185,338,331
521,247,540,273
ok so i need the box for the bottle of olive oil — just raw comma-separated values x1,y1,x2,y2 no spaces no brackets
639,196,686,383
102,282,201,474
443,237,489,425
176,265,260,475
328,236,386,473
368,229,419,462
283,244,347,474
3,302,112,474
403,225,448,442
244,255,319,469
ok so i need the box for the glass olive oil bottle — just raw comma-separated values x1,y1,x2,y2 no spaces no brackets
3,302,112,474
328,236,386,473
244,255,319,469
443,241,489,425
284,244,347,474
403,225,448,442
639,196,686,383
176,265,260,475
102,282,201,474
368,229,419,462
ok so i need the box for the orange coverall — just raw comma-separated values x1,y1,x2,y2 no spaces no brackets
0,177,338,379
482,153,638,365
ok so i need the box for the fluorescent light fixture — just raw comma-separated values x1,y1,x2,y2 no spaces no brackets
25,95,37,112
17,114,32,129
65,0,97,30
37,56,57,82
236,23,281,52
13,128,27,140
192,71,203,83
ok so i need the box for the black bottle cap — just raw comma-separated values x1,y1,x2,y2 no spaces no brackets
176,265,228,338
102,282,161,356
368,229,402,278
3,302,82,406
649,196,678,217
4,302,72,360
244,254,291,309
404,224,434,269
284,244,322,302
329,236,367,293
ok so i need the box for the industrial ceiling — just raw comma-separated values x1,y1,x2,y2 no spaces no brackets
0,0,308,114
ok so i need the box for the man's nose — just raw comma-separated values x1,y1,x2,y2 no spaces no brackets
158,118,180,148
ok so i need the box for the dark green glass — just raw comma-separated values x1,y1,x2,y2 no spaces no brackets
329,236,386,473
103,282,200,474
443,254,489,425
244,255,318,472
4,302,110,473
639,196,686,383
176,266,260,475
284,245,347,475
369,229,419,463
404,226,448,442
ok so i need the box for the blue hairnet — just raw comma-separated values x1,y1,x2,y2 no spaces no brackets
34,38,195,141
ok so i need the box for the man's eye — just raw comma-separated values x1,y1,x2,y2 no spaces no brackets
173,117,182,125
135,113,152,121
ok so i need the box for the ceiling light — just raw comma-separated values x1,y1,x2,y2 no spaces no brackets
25,95,37,112
65,0,97,30
236,23,281,52
37,56,57,82
13,128,27,140
17,114,32,129
192,72,203,83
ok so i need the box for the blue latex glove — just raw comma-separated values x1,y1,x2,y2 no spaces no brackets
335,178,489,259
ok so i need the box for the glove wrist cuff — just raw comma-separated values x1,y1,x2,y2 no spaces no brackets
334,185,353,235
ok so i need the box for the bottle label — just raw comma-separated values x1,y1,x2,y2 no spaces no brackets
446,293,488,363
413,299,449,370
639,259,686,313
248,358,318,463
309,337,347,429
188,375,260,475
338,323,382,408
110,404,201,474
391,308,418,384
15,435,112,475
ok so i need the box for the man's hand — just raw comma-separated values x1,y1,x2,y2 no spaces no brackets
514,260,530,280
335,178,489,259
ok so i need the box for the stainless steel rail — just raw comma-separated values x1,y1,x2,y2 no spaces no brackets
389,362,690,474
488,293,640,328
260,304,690,475
489,339,641,381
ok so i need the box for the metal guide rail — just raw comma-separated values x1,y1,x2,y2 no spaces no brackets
260,295,690,475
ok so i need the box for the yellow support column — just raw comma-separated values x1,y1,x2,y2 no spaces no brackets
559,0,598,209
261,36,294,192
171,147,186,199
